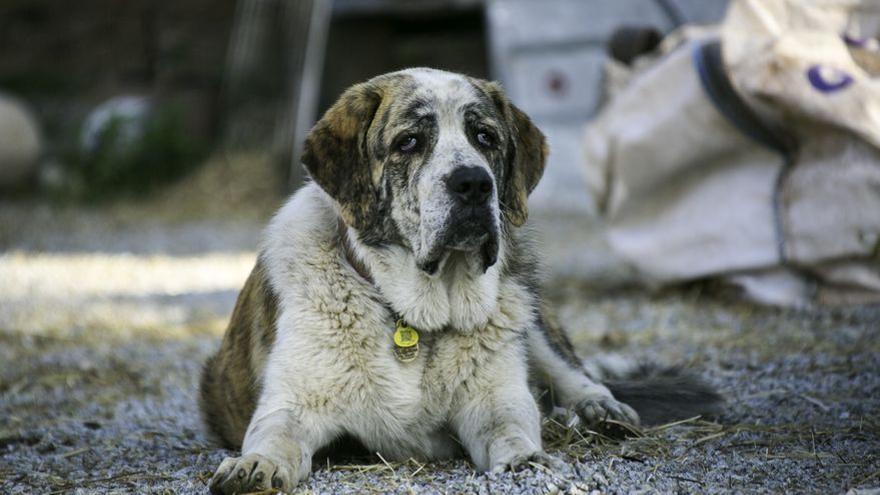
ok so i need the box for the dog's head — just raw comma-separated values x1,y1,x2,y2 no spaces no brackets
303,68,547,275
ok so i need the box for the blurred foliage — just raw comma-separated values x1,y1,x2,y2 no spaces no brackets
61,103,208,200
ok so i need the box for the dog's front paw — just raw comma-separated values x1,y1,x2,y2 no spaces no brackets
576,396,640,426
489,435,563,473
491,449,564,473
209,453,296,494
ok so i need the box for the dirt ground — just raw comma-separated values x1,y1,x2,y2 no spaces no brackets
1,158,878,494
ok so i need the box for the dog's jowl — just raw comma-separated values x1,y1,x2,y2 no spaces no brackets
200,68,721,494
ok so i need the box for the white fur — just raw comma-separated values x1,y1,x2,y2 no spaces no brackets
527,328,615,406
347,232,504,333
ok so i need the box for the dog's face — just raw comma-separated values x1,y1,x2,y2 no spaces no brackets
303,68,547,275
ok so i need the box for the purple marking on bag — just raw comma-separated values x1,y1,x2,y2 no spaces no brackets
843,33,868,47
807,65,853,93
843,33,880,51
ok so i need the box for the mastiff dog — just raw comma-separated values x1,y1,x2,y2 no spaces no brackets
201,68,721,493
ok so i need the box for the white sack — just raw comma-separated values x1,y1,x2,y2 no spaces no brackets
583,0,880,306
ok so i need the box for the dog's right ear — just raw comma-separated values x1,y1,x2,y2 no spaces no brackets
302,82,384,229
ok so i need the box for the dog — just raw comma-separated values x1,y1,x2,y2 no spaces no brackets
200,68,721,494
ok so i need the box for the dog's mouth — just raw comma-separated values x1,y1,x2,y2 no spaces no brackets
447,228,489,251
417,213,499,275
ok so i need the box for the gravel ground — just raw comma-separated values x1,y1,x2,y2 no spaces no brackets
1,196,878,494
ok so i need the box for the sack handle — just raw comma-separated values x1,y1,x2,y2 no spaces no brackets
693,39,799,264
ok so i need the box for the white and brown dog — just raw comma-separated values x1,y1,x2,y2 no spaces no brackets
200,68,720,493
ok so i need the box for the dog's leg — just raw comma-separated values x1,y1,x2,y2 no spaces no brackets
527,319,640,426
208,402,336,494
450,347,560,472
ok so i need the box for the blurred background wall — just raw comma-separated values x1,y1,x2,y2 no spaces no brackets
0,0,234,162
0,0,727,204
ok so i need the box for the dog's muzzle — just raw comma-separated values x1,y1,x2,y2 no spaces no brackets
444,166,499,272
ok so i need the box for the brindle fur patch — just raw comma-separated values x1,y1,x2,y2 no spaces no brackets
301,81,385,234
468,78,548,227
302,73,434,248
200,258,278,448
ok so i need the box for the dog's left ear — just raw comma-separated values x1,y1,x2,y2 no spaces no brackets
302,82,384,229
472,79,548,227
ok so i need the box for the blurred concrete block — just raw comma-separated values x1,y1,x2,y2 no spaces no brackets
0,94,42,189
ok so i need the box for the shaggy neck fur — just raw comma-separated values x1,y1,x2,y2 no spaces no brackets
346,222,504,334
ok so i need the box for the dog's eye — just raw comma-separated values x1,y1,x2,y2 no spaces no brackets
476,131,494,148
398,136,418,153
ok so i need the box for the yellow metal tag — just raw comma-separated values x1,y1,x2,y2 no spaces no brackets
394,320,419,347
393,319,419,362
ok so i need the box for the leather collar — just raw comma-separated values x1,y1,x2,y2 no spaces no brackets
338,218,375,285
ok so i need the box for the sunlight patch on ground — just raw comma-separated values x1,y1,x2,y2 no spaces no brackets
0,251,256,299
0,251,255,337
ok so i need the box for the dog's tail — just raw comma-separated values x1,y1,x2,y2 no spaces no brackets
586,356,724,426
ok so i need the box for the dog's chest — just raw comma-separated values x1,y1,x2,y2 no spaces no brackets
285,296,513,454
326,317,495,415
341,324,518,456
276,245,531,456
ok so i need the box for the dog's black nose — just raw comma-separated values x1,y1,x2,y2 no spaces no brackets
446,167,493,206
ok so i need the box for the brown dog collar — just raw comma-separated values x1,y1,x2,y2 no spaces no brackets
338,218,375,285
